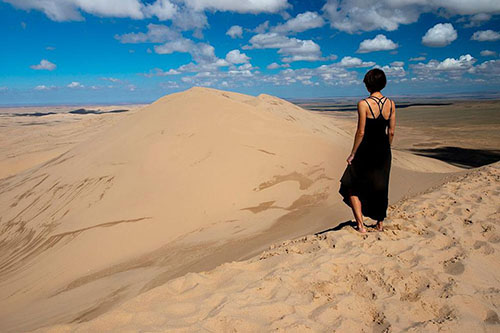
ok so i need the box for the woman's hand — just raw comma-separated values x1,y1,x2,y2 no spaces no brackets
347,153,355,165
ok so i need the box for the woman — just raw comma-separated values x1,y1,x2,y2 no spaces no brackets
339,68,396,233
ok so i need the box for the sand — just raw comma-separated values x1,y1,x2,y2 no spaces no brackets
0,104,143,179
0,88,469,332
37,161,500,332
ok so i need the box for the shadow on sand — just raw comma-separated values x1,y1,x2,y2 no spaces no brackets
410,146,500,168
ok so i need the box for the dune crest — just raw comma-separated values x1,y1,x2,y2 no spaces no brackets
0,87,458,331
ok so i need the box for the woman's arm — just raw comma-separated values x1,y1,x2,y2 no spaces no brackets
347,100,367,164
388,100,396,145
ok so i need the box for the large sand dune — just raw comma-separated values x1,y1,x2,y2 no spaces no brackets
0,87,458,331
39,162,500,332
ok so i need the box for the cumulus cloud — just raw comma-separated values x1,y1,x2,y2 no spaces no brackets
245,32,323,62
142,0,177,20
254,20,270,33
480,50,497,57
101,77,122,83
3,0,286,30
154,39,195,54
115,24,179,43
226,25,243,39
225,50,250,64
142,68,181,77
409,56,426,61
322,0,500,33
67,81,84,88
411,54,476,80
471,30,500,42
4,0,145,21
472,59,500,77
436,54,476,70
461,13,492,27
357,34,398,53
273,11,325,33
34,85,56,91
30,59,56,71
377,64,406,80
339,56,375,68
267,62,289,69
182,0,289,13
390,61,404,67
422,23,457,47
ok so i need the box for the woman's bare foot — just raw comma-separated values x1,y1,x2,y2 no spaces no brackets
375,221,384,231
357,222,367,233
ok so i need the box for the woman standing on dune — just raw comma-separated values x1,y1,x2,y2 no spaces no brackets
339,68,396,233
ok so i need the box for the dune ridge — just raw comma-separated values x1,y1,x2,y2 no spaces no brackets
0,87,459,331
39,161,500,332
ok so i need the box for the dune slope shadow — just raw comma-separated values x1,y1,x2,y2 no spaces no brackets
410,146,500,168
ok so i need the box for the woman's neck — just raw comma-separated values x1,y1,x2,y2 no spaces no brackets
370,91,384,98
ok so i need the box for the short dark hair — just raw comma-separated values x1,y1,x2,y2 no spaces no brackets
363,68,386,93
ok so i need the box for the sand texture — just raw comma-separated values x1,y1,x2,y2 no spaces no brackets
0,88,461,331
39,162,500,332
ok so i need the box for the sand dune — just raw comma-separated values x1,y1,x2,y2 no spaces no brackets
0,105,142,179
0,87,459,331
39,162,500,332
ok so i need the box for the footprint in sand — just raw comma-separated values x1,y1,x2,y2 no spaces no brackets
443,258,465,275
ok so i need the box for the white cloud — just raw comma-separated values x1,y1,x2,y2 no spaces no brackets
34,85,56,91
422,23,457,47
170,6,208,31
160,81,180,89
226,25,243,38
480,50,497,57
471,30,500,42
267,62,289,69
67,81,84,88
462,13,492,27
472,59,500,77
273,11,325,33
154,39,195,54
322,0,500,33
411,54,477,80
377,64,406,79
30,59,56,71
101,77,122,83
409,56,426,61
4,0,145,21
182,0,289,13
225,50,250,64
143,0,177,20
339,56,375,68
144,68,181,77
436,54,476,70
245,32,323,62
254,20,269,33
115,24,179,43
357,34,398,53
390,61,405,67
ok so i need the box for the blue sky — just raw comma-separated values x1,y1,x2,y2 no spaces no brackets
0,0,499,105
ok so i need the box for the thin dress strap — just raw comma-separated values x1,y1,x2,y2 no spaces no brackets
388,99,393,120
368,96,388,119
363,99,376,118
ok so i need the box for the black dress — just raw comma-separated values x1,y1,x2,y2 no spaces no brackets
339,96,393,221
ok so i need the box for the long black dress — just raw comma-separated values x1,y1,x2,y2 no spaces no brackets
339,96,393,221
